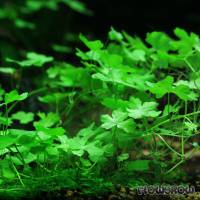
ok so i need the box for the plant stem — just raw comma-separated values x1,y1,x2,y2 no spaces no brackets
150,110,200,131
165,159,185,174
156,134,182,157
11,160,25,187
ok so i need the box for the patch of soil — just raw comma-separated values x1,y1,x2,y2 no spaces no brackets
18,185,200,200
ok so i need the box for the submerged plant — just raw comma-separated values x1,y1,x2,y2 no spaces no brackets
0,27,199,198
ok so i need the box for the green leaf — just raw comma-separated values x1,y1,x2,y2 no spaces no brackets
117,118,136,133
0,67,16,74
79,34,104,50
101,97,128,111
172,85,198,101
63,0,92,15
10,156,23,166
7,52,54,67
126,160,150,171
92,67,153,91
101,110,135,133
148,76,173,98
117,153,129,162
12,111,34,124
101,110,127,130
174,28,189,40
86,143,104,162
103,144,115,157
23,152,37,164
173,28,200,54
148,76,198,100
8,129,36,147
186,53,200,72
68,137,86,157
0,135,16,149
46,146,59,156
127,49,146,62
127,97,161,119
38,92,70,104
108,27,123,42
17,134,36,146
184,122,197,132
146,31,172,51
34,112,60,128
15,19,35,29
175,78,200,90
5,90,28,104
162,104,180,116
101,53,123,67
47,64,88,87
0,160,15,179
0,116,12,126
123,31,148,51
52,44,72,53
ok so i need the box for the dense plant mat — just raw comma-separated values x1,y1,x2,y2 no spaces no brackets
0,27,200,199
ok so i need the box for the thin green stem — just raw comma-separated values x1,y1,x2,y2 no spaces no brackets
165,159,185,174
10,159,25,187
150,110,200,131
156,134,182,157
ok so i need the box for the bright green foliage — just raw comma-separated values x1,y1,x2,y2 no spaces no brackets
0,0,90,26
109,27,123,42
117,153,129,162
0,27,200,198
4,90,28,104
127,98,161,119
47,63,89,87
148,76,198,100
0,67,16,74
148,76,174,98
0,135,17,150
7,52,54,67
146,31,172,52
79,34,104,50
101,110,135,133
0,160,16,179
34,112,60,128
12,112,34,124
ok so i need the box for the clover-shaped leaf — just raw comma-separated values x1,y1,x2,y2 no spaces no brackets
173,85,198,101
101,110,135,133
148,76,173,98
126,49,146,62
79,34,104,50
146,31,173,52
34,112,60,128
148,76,198,101
85,143,104,162
7,52,53,67
12,111,34,124
5,90,28,104
127,97,161,119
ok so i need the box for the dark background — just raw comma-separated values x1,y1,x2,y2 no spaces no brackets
77,0,200,38
1,0,200,61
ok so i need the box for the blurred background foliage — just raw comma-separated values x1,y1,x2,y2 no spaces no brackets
1,0,199,97
0,0,199,64
0,0,91,64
